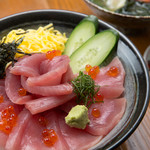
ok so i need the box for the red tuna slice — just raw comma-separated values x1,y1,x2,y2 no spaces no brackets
10,53,46,77
44,110,69,150
20,114,55,150
27,55,70,86
95,57,125,86
100,86,124,99
58,112,102,150
5,70,33,104
25,93,75,114
0,79,5,86
95,57,125,98
85,98,126,136
21,76,73,97
0,100,23,149
60,99,77,113
5,109,31,150
61,65,74,83
0,86,13,111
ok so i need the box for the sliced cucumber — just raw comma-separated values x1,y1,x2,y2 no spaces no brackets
70,29,119,74
63,15,98,57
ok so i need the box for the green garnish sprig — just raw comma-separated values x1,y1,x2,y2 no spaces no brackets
71,71,100,108
0,37,30,79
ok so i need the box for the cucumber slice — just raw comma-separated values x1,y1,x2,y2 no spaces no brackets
63,15,98,57
70,29,119,74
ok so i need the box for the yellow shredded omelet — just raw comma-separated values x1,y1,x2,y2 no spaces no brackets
2,23,67,57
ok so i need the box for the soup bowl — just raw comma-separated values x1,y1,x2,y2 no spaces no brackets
84,0,150,34
0,10,149,149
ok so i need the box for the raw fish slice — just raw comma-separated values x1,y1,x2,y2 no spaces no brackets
0,132,8,149
45,110,69,150
0,79,5,86
85,98,126,136
61,66,74,83
25,93,75,114
100,86,124,99
20,114,55,150
58,112,102,150
0,86,14,111
95,57,125,87
5,70,33,104
5,109,31,150
0,86,10,149
27,55,70,86
21,76,73,97
10,54,46,77
94,57,125,99
60,99,76,113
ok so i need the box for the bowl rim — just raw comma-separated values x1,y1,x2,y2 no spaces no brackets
84,0,150,19
0,9,149,149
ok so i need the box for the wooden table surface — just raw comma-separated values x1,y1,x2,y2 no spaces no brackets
0,0,149,149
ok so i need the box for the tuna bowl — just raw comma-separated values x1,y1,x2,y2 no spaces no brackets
0,10,149,149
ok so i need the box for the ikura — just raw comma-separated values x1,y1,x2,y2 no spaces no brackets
38,116,47,127
107,66,119,77
95,92,104,103
42,128,58,146
0,105,17,134
85,64,100,79
0,95,4,103
91,108,100,118
18,88,27,96
46,50,62,60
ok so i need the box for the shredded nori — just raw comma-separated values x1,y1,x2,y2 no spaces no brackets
0,37,30,79
71,71,100,108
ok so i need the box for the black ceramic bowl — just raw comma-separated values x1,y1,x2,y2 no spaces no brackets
0,10,149,149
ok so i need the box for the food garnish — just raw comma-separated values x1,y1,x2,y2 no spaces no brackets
71,71,100,107
3,24,67,57
85,64,100,79
38,116,48,127
18,88,27,96
0,95,4,103
65,105,90,129
0,37,30,79
64,15,98,57
91,108,101,118
46,50,62,60
0,105,17,134
70,29,119,74
107,66,119,77
42,129,58,147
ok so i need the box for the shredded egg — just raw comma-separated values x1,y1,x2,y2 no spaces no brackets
2,24,67,57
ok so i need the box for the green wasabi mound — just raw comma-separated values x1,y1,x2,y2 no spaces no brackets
65,105,90,129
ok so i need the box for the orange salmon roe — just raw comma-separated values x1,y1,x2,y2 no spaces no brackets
85,64,92,72
42,128,58,147
92,108,100,118
0,105,17,134
95,92,104,103
46,50,62,60
38,116,47,127
0,95,4,103
85,65,100,79
107,66,119,77
18,88,27,96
